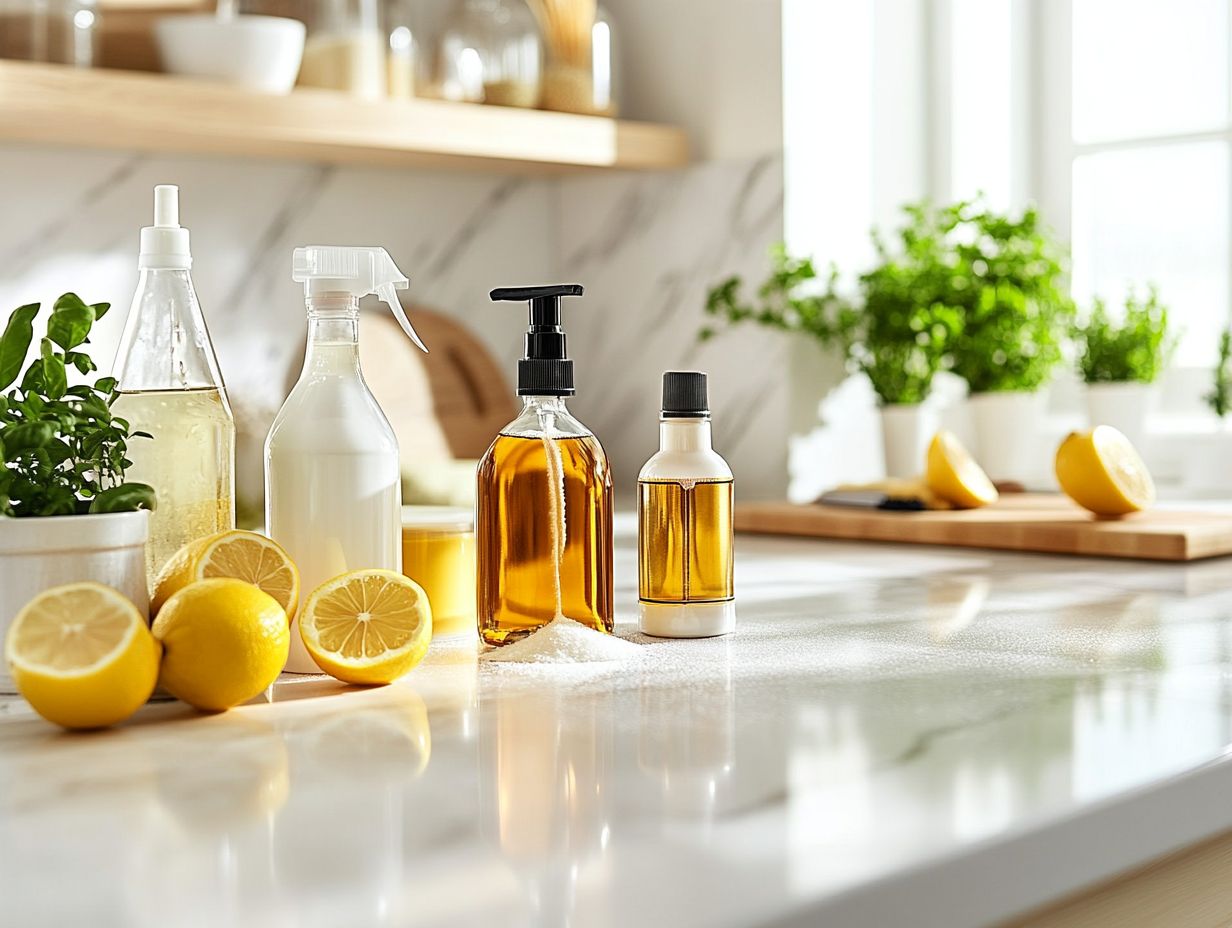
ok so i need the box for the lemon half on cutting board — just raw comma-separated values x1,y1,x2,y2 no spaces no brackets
1055,426,1155,516
299,570,432,685
925,430,999,509
152,530,299,621
5,583,161,729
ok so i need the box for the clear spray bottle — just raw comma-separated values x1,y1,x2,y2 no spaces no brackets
264,245,427,672
112,185,235,582
476,285,613,646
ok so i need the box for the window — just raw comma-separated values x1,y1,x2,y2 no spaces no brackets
1044,0,1232,369
941,0,1232,371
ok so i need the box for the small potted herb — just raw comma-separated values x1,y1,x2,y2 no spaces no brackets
939,201,1073,482
1187,330,1232,493
703,234,959,479
1073,287,1174,449
0,294,156,680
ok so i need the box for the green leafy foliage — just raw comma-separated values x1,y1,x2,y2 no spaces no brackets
0,294,156,518
702,199,1071,403
1073,287,1174,384
937,201,1074,394
1207,330,1232,419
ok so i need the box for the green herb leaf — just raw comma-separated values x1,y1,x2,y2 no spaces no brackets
47,299,95,350
0,303,39,390
89,483,157,514
40,338,67,400
3,421,53,458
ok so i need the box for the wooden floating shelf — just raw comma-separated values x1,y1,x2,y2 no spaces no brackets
0,61,690,173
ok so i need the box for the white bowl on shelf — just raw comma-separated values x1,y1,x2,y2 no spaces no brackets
155,14,306,95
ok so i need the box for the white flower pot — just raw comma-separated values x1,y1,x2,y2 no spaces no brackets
0,510,149,693
1181,431,1232,493
967,390,1046,484
1085,381,1156,450
880,403,936,479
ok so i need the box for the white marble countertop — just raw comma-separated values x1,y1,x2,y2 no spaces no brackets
6,515,1232,927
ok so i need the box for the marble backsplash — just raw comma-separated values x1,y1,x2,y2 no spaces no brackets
0,145,787,507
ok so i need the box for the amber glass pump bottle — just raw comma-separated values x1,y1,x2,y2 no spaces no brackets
476,285,614,646
638,371,735,638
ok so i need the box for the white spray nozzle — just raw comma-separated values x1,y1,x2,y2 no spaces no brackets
292,245,427,353
153,185,180,227
139,184,191,270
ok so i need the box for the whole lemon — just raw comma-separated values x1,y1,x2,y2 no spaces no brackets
153,578,289,712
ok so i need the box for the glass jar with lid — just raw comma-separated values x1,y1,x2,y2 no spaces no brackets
439,0,540,107
297,0,385,98
531,1,618,115
0,0,97,66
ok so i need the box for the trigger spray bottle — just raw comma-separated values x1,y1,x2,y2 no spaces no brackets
265,246,427,672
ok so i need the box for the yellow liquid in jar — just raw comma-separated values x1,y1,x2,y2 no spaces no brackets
111,387,234,581
476,433,614,646
638,479,734,603
402,528,476,637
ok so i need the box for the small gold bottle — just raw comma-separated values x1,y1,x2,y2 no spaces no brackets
638,371,735,637
476,285,614,646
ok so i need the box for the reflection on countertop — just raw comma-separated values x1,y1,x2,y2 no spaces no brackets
5,516,1232,927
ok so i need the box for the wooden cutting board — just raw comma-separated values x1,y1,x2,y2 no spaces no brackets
735,495,1232,562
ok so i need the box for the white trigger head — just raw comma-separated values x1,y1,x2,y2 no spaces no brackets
379,282,427,353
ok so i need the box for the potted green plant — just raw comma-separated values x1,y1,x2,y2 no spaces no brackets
0,294,156,688
1188,330,1232,492
940,201,1074,482
1072,286,1173,449
703,224,960,478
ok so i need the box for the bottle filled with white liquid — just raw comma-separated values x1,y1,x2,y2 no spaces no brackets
265,246,427,672
112,185,236,581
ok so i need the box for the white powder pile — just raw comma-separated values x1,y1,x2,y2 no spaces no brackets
484,618,640,664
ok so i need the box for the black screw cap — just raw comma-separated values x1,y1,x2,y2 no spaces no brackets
662,371,709,418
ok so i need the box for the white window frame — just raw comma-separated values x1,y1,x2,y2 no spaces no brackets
1033,0,1232,418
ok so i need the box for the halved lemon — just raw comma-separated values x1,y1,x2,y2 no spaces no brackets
299,570,432,685
152,530,299,622
925,430,999,509
1055,426,1155,516
5,583,161,729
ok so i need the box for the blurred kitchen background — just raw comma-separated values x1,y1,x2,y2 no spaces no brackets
0,0,1227,519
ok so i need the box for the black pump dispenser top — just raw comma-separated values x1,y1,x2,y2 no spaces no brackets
490,284,584,396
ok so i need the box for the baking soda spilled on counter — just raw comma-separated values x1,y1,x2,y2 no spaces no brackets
484,618,639,664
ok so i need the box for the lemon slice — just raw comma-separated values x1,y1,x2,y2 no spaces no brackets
1055,426,1155,516
299,570,432,685
5,583,161,729
153,530,299,621
925,430,999,509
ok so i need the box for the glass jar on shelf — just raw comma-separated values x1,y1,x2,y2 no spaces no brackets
297,0,386,98
532,1,618,116
439,0,540,108
383,0,436,99
0,0,97,67
49,0,97,67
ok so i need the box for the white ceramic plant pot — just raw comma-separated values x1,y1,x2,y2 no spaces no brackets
880,403,936,479
1181,430,1232,494
967,390,1046,484
1085,381,1156,450
0,510,149,693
